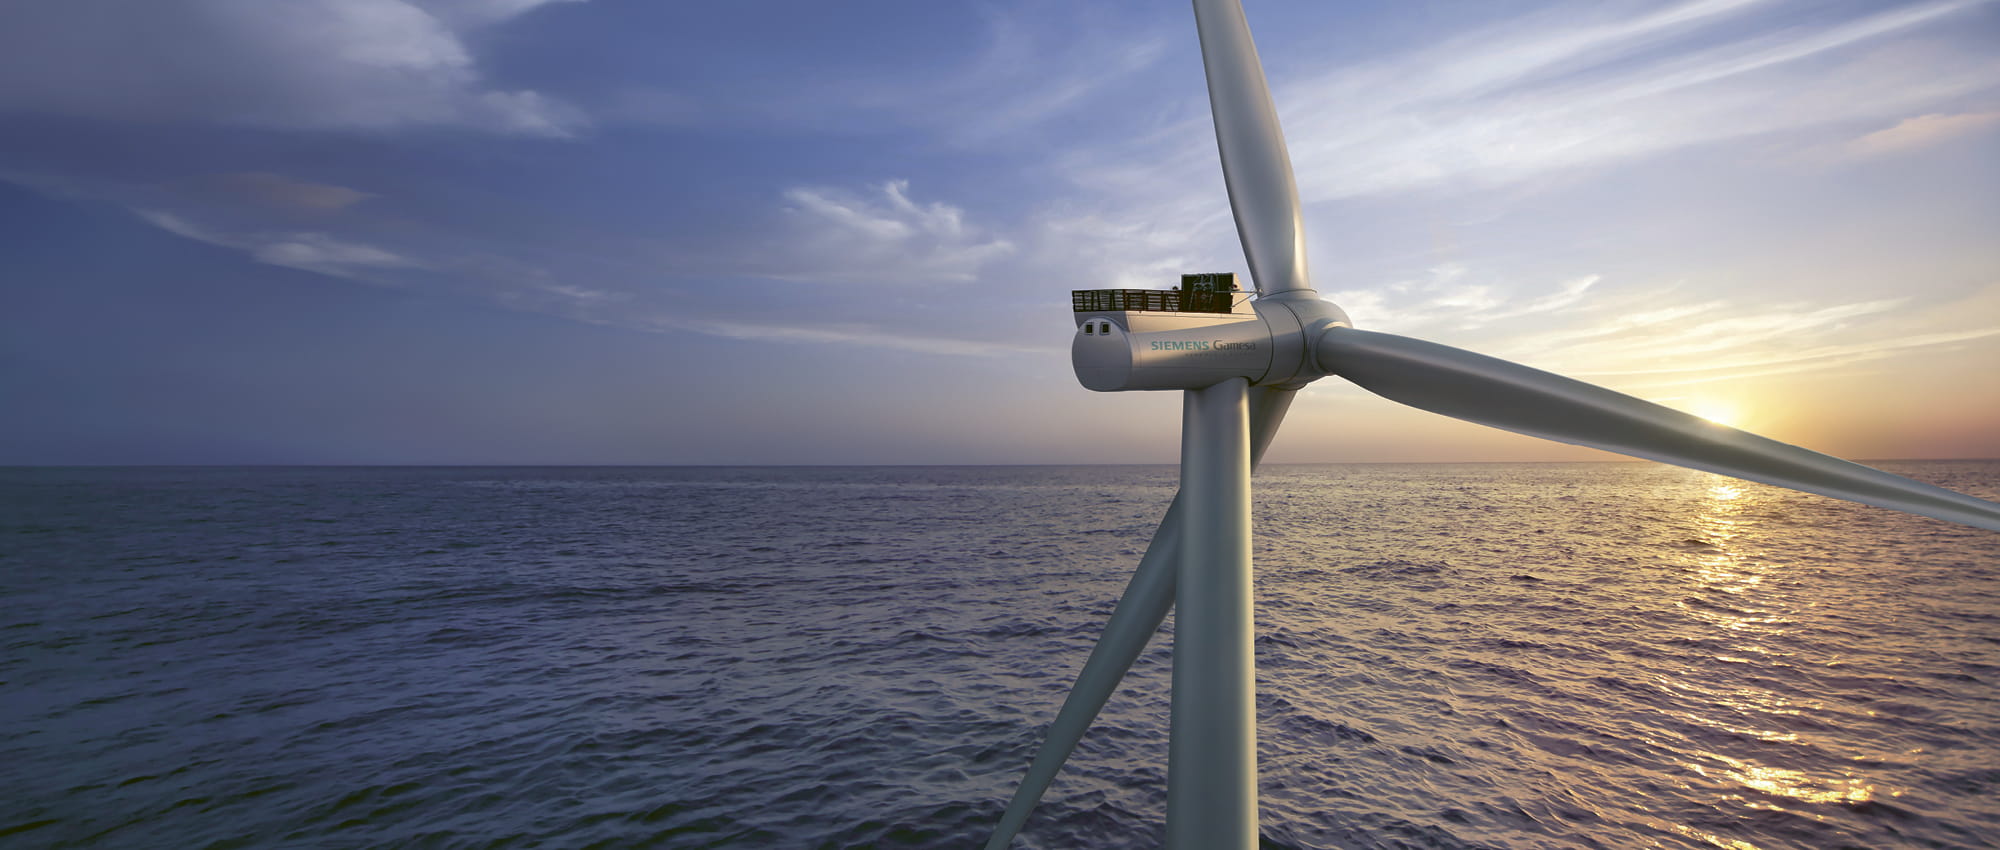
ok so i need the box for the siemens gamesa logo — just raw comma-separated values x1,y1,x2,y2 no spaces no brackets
1150,340,1257,351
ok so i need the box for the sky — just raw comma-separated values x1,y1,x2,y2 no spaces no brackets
1,0,1996,465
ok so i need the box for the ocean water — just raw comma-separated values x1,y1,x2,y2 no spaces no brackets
3,463,1997,850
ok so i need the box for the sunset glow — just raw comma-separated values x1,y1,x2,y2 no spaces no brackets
1689,401,1744,430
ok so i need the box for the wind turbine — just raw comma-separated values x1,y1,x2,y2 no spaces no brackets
983,1,2000,848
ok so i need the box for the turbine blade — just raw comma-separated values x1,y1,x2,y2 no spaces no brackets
984,387,1295,849
1194,0,1312,297
1248,382,1296,466
982,496,1182,850
1317,327,2000,532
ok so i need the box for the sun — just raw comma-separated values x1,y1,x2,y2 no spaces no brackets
1688,400,1742,429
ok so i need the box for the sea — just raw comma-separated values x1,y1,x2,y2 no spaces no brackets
3,463,1998,850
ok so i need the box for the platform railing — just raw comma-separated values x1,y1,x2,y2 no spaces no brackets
1072,289,1238,314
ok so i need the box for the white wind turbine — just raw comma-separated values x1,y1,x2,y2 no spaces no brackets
982,1,2000,848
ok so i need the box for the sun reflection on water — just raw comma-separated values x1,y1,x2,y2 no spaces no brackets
1662,475,1889,834
1680,478,1774,628
1685,754,1877,805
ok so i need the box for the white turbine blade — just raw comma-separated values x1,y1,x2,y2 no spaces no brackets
1194,0,1312,297
1317,327,2000,532
984,387,1294,850
982,495,1181,850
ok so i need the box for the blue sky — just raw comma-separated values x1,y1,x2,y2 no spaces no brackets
2,0,1996,465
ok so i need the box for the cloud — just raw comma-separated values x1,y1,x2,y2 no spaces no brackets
1490,275,1601,321
1847,111,2000,157
728,180,1015,284
1275,0,2000,199
0,0,583,135
1027,208,1213,291
1580,326,2000,386
252,235,417,276
1473,284,2000,392
1326,266,1601,332
137,210,420,278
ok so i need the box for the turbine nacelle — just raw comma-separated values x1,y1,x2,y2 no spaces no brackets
1072,274,1350,392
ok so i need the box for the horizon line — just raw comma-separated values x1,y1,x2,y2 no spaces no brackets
5,458,1996,469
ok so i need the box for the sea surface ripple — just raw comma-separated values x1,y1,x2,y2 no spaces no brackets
2,463,1997,849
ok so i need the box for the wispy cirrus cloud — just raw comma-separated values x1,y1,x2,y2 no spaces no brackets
1532,298,1908,363
137,210,420,279
723,180,1016,285
1276,0,2000,199
1846,110,2000,157
1578,326,2000,386
1327,265,1602,333
1450,281,2000,393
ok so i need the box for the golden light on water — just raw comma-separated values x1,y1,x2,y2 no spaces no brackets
1688,755,1878,806
1664,473,1888,834
1685,477,1768,620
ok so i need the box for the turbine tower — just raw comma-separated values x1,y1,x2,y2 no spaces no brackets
986,1,2000,847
